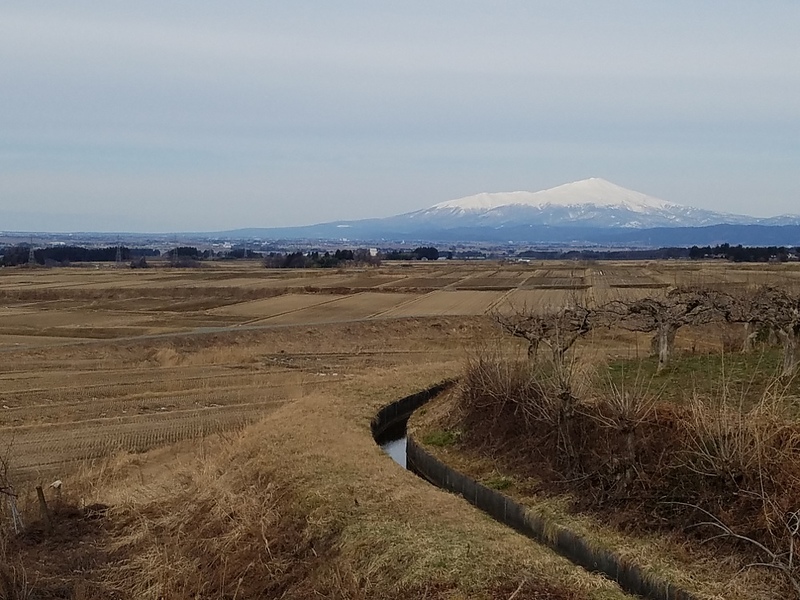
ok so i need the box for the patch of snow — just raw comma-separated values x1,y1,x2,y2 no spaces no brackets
432,178,677,213
400,177,766,228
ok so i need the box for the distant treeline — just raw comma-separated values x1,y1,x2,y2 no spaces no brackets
517,247,691,261
688,243,800,262
0,244,272,266
383,247,443,261
262,247,451,268
0,245,160,266
263,249,379,268
516,245,800,262
6,243,797,268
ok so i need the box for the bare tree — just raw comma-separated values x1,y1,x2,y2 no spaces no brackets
494,304,594,361
737,286,800,379
606,287,724,373
493,303,597,462
717,288,772,353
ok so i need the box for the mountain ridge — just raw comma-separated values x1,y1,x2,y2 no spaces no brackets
401,178,796,229
218,178,800,246
431,178,674,211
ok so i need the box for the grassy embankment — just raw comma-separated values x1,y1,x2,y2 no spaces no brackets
412,339,800,600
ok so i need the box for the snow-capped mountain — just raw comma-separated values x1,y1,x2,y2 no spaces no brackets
400,178,760,229
221,178,800,246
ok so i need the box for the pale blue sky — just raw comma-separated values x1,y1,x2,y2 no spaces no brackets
1,2,798,232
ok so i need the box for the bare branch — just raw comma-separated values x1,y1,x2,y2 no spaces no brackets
667,501,800,597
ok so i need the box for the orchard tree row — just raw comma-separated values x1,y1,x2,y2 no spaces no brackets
497,285,800,378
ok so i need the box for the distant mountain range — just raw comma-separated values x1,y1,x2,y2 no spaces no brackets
221,178,800,247
407,178,800,228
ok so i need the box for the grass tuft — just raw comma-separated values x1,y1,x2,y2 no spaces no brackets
484,474,514,491
422,429,461,447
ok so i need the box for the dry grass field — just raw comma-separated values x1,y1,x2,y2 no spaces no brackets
0,262,800,473
2,258,800,598
2,259,798,482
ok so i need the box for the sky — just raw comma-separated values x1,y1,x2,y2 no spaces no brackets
1,2,798,232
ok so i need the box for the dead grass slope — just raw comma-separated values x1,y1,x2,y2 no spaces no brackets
4,368,634,600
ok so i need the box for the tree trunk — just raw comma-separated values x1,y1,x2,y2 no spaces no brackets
779,328,799,379
768,325,780,347
742,321,759,353
656,324,677,373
